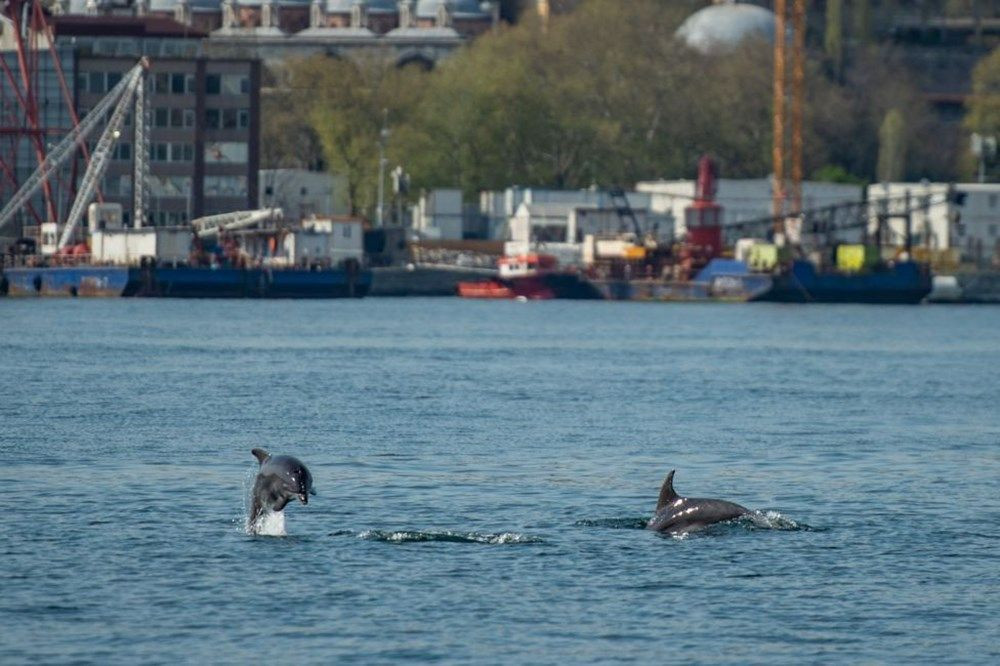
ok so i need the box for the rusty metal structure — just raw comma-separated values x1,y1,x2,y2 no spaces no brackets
790,0,805,214
771,0,806,230
772,0,786,225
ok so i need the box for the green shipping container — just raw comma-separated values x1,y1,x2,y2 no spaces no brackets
748,244,778,271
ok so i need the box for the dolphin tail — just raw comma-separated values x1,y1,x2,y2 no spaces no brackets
656,470,678,511
251,448,270,465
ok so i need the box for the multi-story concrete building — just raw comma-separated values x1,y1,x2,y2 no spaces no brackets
0,13,259,233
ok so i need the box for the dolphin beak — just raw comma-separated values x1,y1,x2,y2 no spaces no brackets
298,493,309,505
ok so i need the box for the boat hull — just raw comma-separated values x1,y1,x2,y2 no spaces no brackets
2,265,371,298
2,266,129,297
373,265,498,297
457,273,603,300
751,261,932,304
593,274,772,302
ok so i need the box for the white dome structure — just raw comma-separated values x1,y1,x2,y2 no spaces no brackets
676,1,776,54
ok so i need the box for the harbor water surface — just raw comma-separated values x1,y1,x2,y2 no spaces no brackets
1,299,998,664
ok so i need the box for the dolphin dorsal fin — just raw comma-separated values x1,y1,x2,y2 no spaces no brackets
251,448,270,465
656,470,679,511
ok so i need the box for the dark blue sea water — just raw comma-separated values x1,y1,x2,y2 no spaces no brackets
1,299,998,664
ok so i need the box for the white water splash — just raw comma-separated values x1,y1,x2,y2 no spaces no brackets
242,466,287,536
743,510,802,530
247,510,286,537
356,529,541,545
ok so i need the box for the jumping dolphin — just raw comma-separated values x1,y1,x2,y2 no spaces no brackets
646,470,748,535
249,448,316,530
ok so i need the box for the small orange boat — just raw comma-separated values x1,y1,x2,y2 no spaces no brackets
457,253,601,300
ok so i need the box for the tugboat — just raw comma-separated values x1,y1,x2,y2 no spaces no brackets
457,252,603,300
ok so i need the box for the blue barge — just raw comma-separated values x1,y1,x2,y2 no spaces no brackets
751,260,932,304
1,264,371,298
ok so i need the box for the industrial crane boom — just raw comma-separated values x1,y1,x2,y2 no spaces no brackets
0,57,150,238
191,208,283,238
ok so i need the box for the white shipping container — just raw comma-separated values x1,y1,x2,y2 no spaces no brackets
90,228,190,264
283,222,364,265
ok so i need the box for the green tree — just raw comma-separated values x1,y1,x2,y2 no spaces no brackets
257,0,956,206
965,46,1000,138
877,108,907,182
824,0,844,81
853,0,872,46
259,65,324,171
282,54,429,217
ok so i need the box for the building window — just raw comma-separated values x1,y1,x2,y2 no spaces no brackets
204,73,251,96
168,108,194,128
112,142,131,161
990,194,998,209
204,142,248,164
204,175,248,197
153,72,169,94
205,108,249,130
170,143,194,162
101,174,132,196
154,108,169,127
990,224,998,237
88,72,104,94
170,73,185,94
107,71,122,90
149,175,192,198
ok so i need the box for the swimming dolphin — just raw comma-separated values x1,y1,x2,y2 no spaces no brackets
249,448,316,530
646,470,748,535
